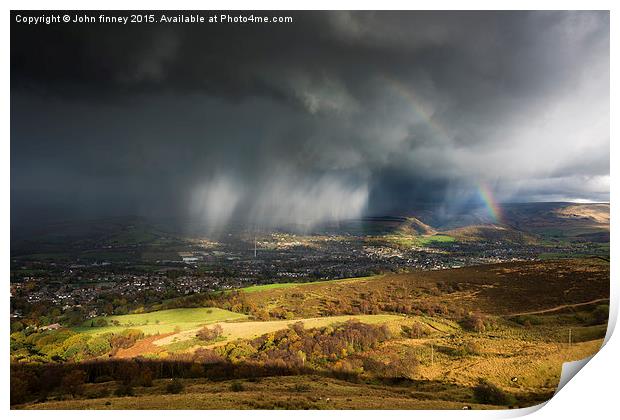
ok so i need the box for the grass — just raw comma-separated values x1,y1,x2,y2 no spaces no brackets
378,234,456,249
153,314,403,348
75,308,248,336
417,235,456,245
240,283,304,293
239,274,384,293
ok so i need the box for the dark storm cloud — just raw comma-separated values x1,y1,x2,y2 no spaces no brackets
11,11,609,228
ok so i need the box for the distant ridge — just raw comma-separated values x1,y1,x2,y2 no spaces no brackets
397,217,437,236
444,224,538,244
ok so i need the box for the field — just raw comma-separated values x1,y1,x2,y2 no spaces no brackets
239,274,384,293
76,308,248,336
154,314,403,349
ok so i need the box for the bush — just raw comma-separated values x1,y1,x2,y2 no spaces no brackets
86,336,111,356
401,322,429,338
166,379,184,394
461,312,494,333
292,383,311,392
110,329,144,350
473,379,515,406
196,324,223,342
114,383,134,397
230,381,245,392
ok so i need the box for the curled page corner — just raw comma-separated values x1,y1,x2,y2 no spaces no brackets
555,355,595,395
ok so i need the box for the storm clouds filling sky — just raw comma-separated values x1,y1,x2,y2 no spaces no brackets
11,11,610,229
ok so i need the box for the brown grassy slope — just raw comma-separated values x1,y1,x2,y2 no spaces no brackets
444,224,538,244
240,259,609,318
398,217,437,236
553,203,610,225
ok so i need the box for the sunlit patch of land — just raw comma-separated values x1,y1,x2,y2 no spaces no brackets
75,308,248,336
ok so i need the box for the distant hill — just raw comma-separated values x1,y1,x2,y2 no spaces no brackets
499,202,609,241
444,224,538,244
552,203,609,225
396,217,437,236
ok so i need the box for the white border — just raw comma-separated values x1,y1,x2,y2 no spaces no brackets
2,2,616,420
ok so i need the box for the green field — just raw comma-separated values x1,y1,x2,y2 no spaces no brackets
417,234,456,245
240,283,305,293
239,274,385,293
75,308,248,336
379,234,456,248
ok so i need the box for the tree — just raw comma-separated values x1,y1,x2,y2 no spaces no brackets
60,370,87,397
10,374,30,405
11,321,24,333
196,324,223,341
461,312,488,333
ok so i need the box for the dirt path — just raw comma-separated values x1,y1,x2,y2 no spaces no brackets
508,298,608,317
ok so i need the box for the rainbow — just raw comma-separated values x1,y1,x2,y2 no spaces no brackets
381,75,503,224
381,75,452,142
477,182,502,223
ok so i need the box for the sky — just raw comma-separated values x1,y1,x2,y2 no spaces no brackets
11,11,610,230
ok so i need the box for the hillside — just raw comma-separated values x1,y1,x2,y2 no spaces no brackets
444,224,538,244
397,217,437,236
12,258,609,410
553,203,610,225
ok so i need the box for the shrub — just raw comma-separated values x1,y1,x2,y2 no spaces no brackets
473,379,515,406
110,329,144,350
114,383,134,397
91,318,108,327
196,324,224,342
401,322,429,338
461,312,494,333
166,379,184,394
230,381,245,392
86,336,111,356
